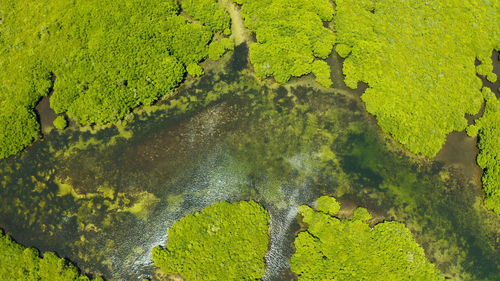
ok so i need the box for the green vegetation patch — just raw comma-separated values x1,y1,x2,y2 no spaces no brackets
291,196,445,280
0,230,102,281
311,60,333,88
152,201,269,280
182,0,232,34
234,0,335,85
467,88,500,215
53,116,68,130
208,37,235,61
315,195,340,216
0,107,40,159
0,0,231,158
333,0,500,157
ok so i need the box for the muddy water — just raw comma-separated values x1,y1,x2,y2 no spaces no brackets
0,45,499,281
35,95,58,134
435,131,482,186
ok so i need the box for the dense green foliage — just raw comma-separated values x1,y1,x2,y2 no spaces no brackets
0,0,231,158
208,38,235,61
0,230,101,280
186,63,205,77
53,116,68,130
315,195,340,215
291,196,445,280
152,201,269,280
182,0,231,34
0,52,498,280
0,108,40,159
234,0,335,85
467,88,500,215
333,0,500,157
311,60,332,88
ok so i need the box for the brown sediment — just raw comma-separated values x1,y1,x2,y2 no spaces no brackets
35,95,58,134
327,51,369,96
435,131,482,187
34,74,58,134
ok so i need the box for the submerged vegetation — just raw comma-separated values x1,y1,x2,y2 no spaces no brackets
234,0,335,86
291,196,445,280
467,88,500,214
152,201,269,280
0,0,231,159
0,230,102,281
333,0,500,157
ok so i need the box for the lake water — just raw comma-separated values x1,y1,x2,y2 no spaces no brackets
0,45,499,281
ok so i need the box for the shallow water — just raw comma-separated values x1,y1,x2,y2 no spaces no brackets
0,45,499,281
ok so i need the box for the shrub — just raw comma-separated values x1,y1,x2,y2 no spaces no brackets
53,116,68,130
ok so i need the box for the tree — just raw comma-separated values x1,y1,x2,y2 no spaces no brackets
333,0,499,157
311,60,332,88
152,201,269,280
291,196,445,280
0,230,102,280
235,0,335,84
466,88,500,215
0,0,233,158
186,63,204,77
53,116,68,130
182,0,231,34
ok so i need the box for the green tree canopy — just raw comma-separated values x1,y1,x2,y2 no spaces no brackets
208,38,235,61
291,196,445,280
234,0,335,86
467,88,500,215
333,0,500,157
0,230,102,281
182,0,231,34
53,116,68,130
152,201,269,280
0,0,232,158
